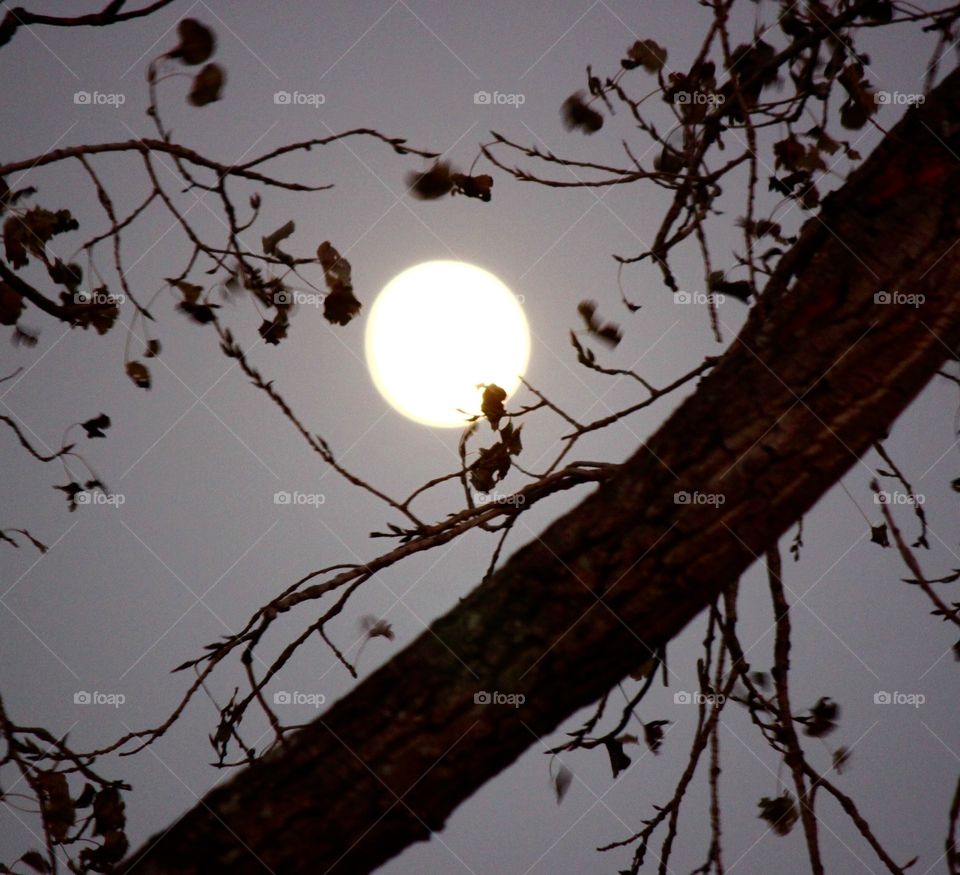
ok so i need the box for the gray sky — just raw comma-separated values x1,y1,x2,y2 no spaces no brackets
1,1,959,872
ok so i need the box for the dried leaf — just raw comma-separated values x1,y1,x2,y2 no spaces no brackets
81,413,111,438
624,38,668,73
0,281,24,325
126,361,151,390
451,173,493,202
561,91,603,134
481,384,507,430
188,63,225,107
169,18,215,65
407,162,453,200
553,764,573,803
758,792,798,836
604,737,632,778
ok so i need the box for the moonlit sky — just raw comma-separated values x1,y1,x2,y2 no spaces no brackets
1,2,959,873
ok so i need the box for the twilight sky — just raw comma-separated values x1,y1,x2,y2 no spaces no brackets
1,1,959,873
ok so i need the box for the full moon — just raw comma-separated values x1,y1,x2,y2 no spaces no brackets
365,260,530,428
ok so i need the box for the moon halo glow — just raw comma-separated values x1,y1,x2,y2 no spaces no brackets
364,260,530,428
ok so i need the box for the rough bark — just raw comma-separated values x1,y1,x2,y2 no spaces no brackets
123,68,960,874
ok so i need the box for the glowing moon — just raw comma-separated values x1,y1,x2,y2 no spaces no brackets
365,260,530,428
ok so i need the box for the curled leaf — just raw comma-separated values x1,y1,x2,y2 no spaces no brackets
81,413,111,439
481,384,507,430
451,173,493,202
169,18,215,65
126,361,151,390
188,63,225,107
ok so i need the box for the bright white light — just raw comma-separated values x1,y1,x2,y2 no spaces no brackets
365,260,530,428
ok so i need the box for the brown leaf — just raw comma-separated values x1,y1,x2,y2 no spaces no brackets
167,278,203,303
81,413,111,438
36,771,74,842
561,92,603,134
0,281,23,325
407,162,453,200
625,38,668,73
188,63,225,107
451,173,493,202
577,300,622,347
259,314,288,345
481,384,507,430
126,361,151,389
177,301,219,324
169,18,215,65
759,792,798,836
553,764,573,804
92,787,125,836
604,737,632,778
324,284,361,326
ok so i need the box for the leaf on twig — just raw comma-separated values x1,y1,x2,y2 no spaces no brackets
188,63,225,106
168,18,216,65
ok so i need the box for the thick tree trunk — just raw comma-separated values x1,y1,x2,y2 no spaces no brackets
124,69,960,874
